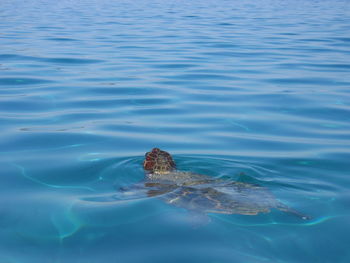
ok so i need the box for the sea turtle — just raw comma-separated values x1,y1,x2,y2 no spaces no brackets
137,148,310,219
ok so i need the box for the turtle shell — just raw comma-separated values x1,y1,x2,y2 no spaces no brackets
163,181,275,215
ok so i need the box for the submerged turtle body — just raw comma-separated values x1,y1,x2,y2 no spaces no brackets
142,148,309,219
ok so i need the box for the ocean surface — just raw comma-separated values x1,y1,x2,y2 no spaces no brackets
1,0,350,262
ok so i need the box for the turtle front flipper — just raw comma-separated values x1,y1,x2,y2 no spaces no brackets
145,182,178,197
276,202,311,220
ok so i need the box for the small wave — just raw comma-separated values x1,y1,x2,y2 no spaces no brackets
43,57,104,65
0,77,53,85
45,37,80,42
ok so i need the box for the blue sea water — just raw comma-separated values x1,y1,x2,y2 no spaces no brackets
1,0,350,262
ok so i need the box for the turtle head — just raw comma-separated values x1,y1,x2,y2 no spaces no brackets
143,148,176,174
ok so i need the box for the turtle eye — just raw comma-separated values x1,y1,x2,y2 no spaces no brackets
144,161,155,170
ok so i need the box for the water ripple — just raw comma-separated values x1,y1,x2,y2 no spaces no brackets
0,77,54,85
44,57,104,64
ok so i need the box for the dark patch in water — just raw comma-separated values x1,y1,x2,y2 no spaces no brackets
43,57,104,64
45,37,80,42
0,78,53,85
